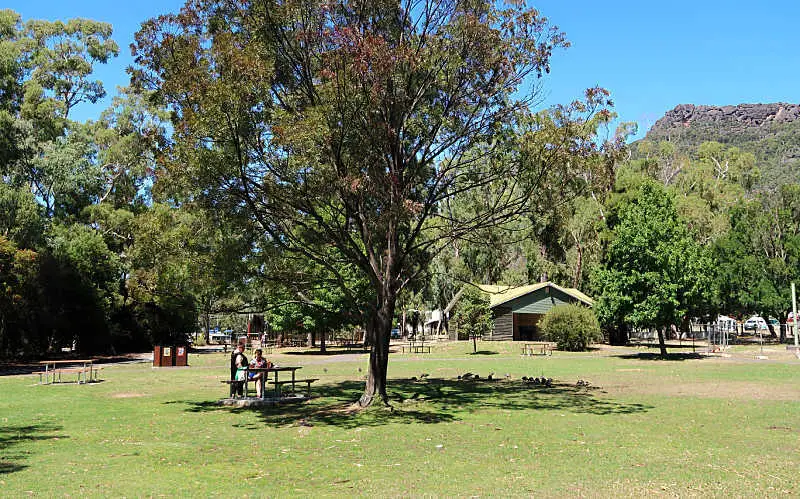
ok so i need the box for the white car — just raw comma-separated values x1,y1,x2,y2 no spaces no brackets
743,316,767,331
209,331,232,343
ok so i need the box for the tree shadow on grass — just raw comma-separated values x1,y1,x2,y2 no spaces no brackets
615,352,706,361
175,377,651,429
283,349,369,356
627,342,704,350
468,350,499,355
0,423,67,474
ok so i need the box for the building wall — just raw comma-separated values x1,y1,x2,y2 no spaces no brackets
489,306,513,341
490,286,589,340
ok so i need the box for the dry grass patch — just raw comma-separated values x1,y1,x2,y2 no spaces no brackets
609,380,800,401
109,392,147,398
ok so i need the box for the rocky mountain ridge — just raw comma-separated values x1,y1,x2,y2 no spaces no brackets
647,103,800,139
639,102,800,187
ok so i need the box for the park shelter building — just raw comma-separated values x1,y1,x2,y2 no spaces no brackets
476,282,594,341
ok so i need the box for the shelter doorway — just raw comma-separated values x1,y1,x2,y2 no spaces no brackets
518,325,536,341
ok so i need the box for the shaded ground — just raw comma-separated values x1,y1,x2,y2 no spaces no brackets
180,376,652,429
0,423,67,475
0,352,151,376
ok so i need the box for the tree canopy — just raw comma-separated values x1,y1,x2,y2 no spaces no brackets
593,181,714,355
129,0,623,406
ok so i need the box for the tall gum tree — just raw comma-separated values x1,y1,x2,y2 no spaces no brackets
132,0,613,406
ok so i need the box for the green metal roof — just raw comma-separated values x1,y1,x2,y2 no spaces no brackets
476,282,593,308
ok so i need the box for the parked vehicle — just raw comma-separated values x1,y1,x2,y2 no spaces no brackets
208,328,234,344
209,332,228,343
788,312,796,325
743,316,767,331
391,328,401,339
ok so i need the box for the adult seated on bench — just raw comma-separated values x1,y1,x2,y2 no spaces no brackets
248,349,272,398
229,344,248,397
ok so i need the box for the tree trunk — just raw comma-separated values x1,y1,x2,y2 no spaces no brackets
358,295,395,407
657,326,667,356
539,244,548,282
570,231,583,288
203,311,211,344
320,330,326,353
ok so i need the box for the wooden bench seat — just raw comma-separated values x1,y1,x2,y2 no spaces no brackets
269,378,318,397
401,344,431,353
43,367,92,384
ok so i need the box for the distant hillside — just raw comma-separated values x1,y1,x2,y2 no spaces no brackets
639,103,800,187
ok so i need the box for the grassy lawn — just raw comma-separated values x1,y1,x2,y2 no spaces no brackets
1,341,799,497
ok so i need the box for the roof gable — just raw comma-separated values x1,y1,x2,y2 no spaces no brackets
476,282,593,308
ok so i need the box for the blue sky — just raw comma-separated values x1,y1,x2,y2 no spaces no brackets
7,1,800,140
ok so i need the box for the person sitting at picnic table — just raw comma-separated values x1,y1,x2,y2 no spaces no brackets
229,344,248,397
248,349,272,397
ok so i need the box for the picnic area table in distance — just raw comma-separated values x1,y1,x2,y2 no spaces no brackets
38,359,98,384
520,342,554,356
334,342,363,352
401,340,431,354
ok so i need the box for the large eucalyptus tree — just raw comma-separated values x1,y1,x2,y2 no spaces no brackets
132,0,611,406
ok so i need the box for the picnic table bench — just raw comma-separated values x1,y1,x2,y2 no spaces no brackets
38,359,98,384
401,341,431,354
520,342,555,356
270,378,319,397
222,366,314,399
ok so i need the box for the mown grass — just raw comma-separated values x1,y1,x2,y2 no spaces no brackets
1,341,798,497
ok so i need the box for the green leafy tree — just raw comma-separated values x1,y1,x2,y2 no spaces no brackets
0,236,41,356
714,186,800,339
0,182,44,248
594,181,714,355
452,287,492,352
127,204,207,345
131,0,595,406
23,16,118,120
47,223,122,351
2,11,120,205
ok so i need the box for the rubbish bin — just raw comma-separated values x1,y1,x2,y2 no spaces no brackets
153,345,189,367
174,346,188,366
153,346,175,367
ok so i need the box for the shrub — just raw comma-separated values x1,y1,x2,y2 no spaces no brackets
539,304,602,351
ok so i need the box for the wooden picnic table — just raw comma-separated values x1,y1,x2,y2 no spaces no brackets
401,340,431,354
520,342,554,356
38,359,97,384
244,366,302,399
